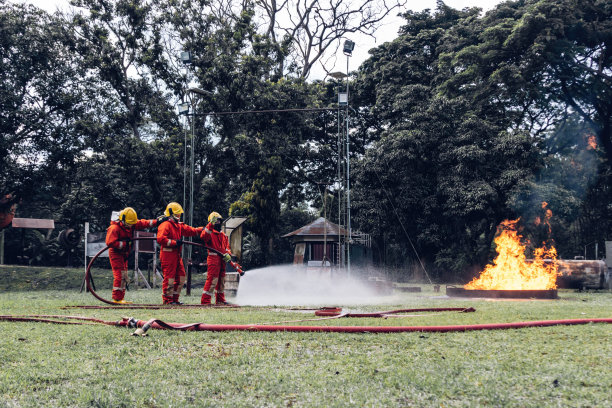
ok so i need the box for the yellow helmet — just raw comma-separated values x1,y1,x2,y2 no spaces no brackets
164,202,184,218
119,207,138,225
208,211,223,223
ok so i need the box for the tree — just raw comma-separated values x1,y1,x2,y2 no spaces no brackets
161,0,339,241
230,156,285,265
352,94,539,275
440,0,612,168
351,3,542,277
505,0,612,167
68,0,173,141
0,1,88,210
352,0,612,277
439,0,612,254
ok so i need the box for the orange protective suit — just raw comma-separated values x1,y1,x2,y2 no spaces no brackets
200,222,232,304
105,219,157,301
157,219,203,304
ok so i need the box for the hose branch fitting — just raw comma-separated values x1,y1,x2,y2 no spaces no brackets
131,318,155,336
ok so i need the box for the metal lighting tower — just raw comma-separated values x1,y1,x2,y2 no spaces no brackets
180,51,192,226
179,50,193,262
329,71,347,271
185,87,214,262
186,87,213,228
177,100,190,261
179,52,216,261
343,39,354,278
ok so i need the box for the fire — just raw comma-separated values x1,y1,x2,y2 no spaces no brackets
465,218,559,290
586,135,597,150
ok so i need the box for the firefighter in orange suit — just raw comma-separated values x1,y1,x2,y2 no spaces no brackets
105,207,157,304
200,211,232,305
156,202,203,305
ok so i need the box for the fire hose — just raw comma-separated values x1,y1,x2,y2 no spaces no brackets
122,316,612,335
1,314,611,335
313,307,476,317
85,237,244,306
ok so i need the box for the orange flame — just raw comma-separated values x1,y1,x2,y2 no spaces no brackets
586,135,597,150
541,202,552,234
465,218,559,290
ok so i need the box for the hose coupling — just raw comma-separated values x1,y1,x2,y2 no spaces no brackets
126,317,139,328
132,319,153,337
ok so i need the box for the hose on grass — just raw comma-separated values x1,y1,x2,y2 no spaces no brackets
2,314,611,336
121,317,612,336
0,314,119,326
252,307,475,325
314,307,476,317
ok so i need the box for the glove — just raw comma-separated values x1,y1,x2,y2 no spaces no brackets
223,253,231,262
175,239,184,247
157,215,169,223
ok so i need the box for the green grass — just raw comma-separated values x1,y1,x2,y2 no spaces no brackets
0,264,114,291
0,264,207,292
0,268,611,407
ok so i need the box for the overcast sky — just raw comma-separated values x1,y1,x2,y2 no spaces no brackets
14,0,505,79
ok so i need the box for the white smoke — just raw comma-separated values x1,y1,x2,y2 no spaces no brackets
235,264,400,306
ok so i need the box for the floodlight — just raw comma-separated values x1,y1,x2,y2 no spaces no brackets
178,102,190,115
343,40,355,56
180,51,192,64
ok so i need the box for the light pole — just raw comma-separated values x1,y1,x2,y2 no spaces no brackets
186,88,213,229
343,39,354,278
180,51,192,227
329,71,347,270
184,87,213,264
177,100,190,262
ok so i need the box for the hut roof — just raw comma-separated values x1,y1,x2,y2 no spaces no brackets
282,217,347,238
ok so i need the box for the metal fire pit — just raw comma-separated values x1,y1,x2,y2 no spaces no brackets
446,286,558,299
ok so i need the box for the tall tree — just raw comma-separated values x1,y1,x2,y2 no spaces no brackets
0,1,87,209
69,0,174,141
352,0,612,276
161,0,336,243
351,3,541,276
439,0,612,255
442,0,612,168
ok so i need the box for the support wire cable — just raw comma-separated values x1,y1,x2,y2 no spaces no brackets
370,162,433,284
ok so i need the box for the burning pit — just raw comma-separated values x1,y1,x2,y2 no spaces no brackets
448,204,560,299
446,287,558,299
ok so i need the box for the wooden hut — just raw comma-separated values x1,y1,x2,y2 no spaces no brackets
282,217,372,269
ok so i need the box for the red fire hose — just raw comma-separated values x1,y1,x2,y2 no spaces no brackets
314,307,476,317
1,314,611,335
122,316,612,335
2,314,611,335
85,237,243,307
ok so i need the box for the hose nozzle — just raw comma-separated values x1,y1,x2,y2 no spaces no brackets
132,327,148,336
131,319,154,337
230,261,244,276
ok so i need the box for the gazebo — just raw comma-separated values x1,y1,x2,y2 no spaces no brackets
283,217,372,269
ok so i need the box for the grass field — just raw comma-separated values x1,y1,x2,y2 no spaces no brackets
1,265,611,407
